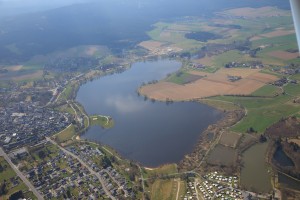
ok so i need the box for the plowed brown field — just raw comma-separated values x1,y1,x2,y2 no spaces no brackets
139,68,279,101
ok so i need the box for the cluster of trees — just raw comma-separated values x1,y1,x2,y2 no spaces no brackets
247,127,257,133
0,181,8,196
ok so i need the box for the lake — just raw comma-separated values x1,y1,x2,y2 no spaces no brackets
240,142,272,193
76,60,223,167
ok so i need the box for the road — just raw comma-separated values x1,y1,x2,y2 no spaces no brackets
74,102,90,128
0,147,44,200
45,137,116,200
52,123,72,138
194,182,200,200
138,165,145,200
55,86,67,102
175,179,180,200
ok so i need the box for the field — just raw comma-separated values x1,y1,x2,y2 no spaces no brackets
146,13,270,51
150,179,183,200
90,115,114,129
199,99,240,111
166,71,204,85
251,84,281,97
220,6,291,18
261,30,295,38
140,68,278,101
143,164,178,179
268,51,299,60
55,124,76,143
139,40,164,51
210,88,300,133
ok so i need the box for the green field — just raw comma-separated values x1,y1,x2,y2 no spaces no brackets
209,88,300,133
284,83,300,96
59,84,75,101
290,73,300,81
144,164,178,178
150,179,178,200
55,124,76,143
251,84,281,97
90,115,114,129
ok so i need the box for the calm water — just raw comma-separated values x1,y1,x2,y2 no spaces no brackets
241,142,272,193
76,60,223,167
278,172,300,191
273,148,295,167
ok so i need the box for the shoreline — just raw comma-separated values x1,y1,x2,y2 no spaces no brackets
61,57,250,172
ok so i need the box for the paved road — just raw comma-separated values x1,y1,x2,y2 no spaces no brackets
0,147,44,200
46,137,116,200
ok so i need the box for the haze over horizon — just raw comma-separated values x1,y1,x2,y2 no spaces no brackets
0,0,290,17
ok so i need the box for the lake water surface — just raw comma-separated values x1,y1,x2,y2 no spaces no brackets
76,60,223,167
241,142,272,193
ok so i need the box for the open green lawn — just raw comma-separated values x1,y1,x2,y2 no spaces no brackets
58,83,80,101
285,83,300,96
143,164,178,179
60,84,73,101
166,71,200,85
290,73,300,81
252,34,297,48
212,50,254,68
0,157,16,182
90,115,114,129
201,66,220,73
150,179,177,200
260,69,283,78
55,124,76,143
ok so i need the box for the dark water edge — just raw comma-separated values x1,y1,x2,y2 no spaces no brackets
273,148,295,167
278,172,300,191
77,60,223,167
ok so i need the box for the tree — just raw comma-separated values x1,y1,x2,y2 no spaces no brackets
9,190,24,200
247,127,256,133
259,134,267,143
66,189,72,198
0,181,8,195
38,150,46,160
101,156,112,168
